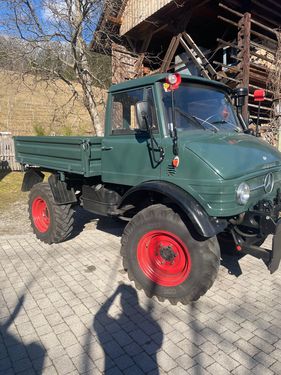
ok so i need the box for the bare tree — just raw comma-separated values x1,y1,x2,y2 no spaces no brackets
0,0,117,136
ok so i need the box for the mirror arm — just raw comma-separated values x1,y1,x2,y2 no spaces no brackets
171,90,179,156
142,115,164,164
237,112,248,132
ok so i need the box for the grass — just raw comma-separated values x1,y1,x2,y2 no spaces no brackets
0,171,27,212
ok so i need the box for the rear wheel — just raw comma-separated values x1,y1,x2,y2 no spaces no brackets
121,204,220,304
29,183,74,244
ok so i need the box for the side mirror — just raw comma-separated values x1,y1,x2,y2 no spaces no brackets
232,87,248,108
135,101,152,131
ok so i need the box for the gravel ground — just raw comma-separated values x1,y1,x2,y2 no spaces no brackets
0,198,31,236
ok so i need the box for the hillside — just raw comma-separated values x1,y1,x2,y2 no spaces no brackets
0,70,106,136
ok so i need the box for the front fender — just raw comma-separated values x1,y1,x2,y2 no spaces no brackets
119,181,227,238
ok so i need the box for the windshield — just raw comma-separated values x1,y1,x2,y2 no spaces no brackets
161,82,242,134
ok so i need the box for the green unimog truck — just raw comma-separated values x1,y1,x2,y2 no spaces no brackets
14,73,281,304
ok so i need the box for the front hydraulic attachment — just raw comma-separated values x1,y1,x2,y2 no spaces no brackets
231,219,281,274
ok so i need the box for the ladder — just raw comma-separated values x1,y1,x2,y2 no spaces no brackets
160,32,217,80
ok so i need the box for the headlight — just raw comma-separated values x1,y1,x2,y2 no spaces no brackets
236,182,250,205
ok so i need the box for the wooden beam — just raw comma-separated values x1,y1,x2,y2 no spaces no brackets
231,53,275,70
252,0,281,22
251,29,278,45
266,0,281,11
249,83,274,94
213,60,240,72
238,12,251,120
151,23,169,36
160,34,181,73
248,103,272,111
250,41,276,55
218,16,277,45
249,93,273,102
250,115,270,121
253,12,281,29
216,73,241,83
250,51,275,65
219,3,277,35
217,38,242,50
218,15,238,28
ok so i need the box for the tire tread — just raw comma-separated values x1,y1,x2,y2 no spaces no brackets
121,204,220,305
28,183,74,244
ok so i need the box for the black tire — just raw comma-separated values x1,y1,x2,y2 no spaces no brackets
121,204,220,305
28,183,74,244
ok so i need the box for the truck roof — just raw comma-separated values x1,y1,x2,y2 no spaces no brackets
109,73,231,93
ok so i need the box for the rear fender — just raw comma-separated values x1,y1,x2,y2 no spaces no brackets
119,181,227,238
21,168,44,192
48,174,77,205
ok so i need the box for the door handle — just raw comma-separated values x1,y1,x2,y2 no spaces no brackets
101,146,113,151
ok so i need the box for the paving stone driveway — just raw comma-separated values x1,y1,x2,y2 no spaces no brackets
0,220,281,375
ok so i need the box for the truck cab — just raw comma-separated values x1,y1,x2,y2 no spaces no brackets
15,73,281,305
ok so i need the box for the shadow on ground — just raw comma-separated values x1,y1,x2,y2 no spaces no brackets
70,206,125,240
0,296,46,375
82,284,163,374
218,235,245,277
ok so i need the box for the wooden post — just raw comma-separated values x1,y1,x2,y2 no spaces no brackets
237,12,251,121
160,35,181,73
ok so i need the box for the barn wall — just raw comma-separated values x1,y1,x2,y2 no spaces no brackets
120,0,173,35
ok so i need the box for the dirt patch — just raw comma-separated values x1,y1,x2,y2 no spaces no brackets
0,172,26,210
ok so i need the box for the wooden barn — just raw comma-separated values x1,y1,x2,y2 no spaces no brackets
93,0,281,141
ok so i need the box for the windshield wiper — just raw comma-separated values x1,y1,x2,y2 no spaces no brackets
211,120,242,133
174,108,209,131
193,115,219,133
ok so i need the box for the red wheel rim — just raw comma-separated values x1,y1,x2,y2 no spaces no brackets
137,230,191,287
32,197,50,233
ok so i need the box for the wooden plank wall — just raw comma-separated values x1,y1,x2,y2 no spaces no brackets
120,0,173,35
0,133,22,171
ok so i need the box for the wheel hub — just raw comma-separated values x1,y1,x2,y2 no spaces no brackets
137,230,191,287
160,245,177,262
32,196,50,233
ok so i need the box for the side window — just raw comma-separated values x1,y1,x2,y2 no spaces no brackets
111,87,158,135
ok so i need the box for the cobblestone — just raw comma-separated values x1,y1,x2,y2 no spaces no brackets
0,226,280,374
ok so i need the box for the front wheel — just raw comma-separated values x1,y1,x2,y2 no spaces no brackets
121,204,220,305
29,183,74,244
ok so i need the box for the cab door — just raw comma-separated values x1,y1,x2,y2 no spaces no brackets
101,86,162,186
